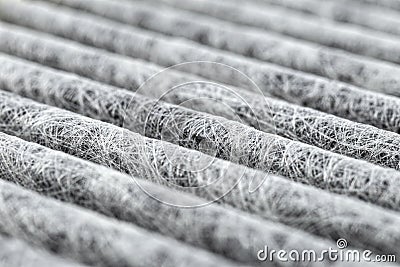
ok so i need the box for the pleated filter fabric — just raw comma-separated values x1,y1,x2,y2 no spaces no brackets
0,0,399,266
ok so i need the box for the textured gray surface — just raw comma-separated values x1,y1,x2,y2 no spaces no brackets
130,0,400,65
0,131,353,266
0,176,239,267
0,235,87,267
0,0,399,266
252,0,400,36
3,54,400,173
3,64,400,211
28,0,400,96
1,91,400,259
332,0,400,12
3,15,400,138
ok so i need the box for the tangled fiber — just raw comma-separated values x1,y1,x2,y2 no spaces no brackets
29,0,400,97
251,0,400,37
0,172,238,267
3,18,400,138
3,59,400,211
1,91,400,258
1,0,400,265
0,132,345,266
3,51,400,173
126,0,400,66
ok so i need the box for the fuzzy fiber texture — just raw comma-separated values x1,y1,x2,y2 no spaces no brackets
3,12,400,137
253,0,400,37
1,91,400,260
26,0,400,97
1,0,400,266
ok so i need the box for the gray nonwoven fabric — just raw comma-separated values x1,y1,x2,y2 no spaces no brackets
1,1,400,266
32,0,400,97
3,65,400,213
0,91,400,257
0,235,88,267
2,17,400,138
3,54,400,173
0,131,342,266
328,0,400,12
123,0,400,65
0,177,239,267
2,55,400,211
249,0,400,37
